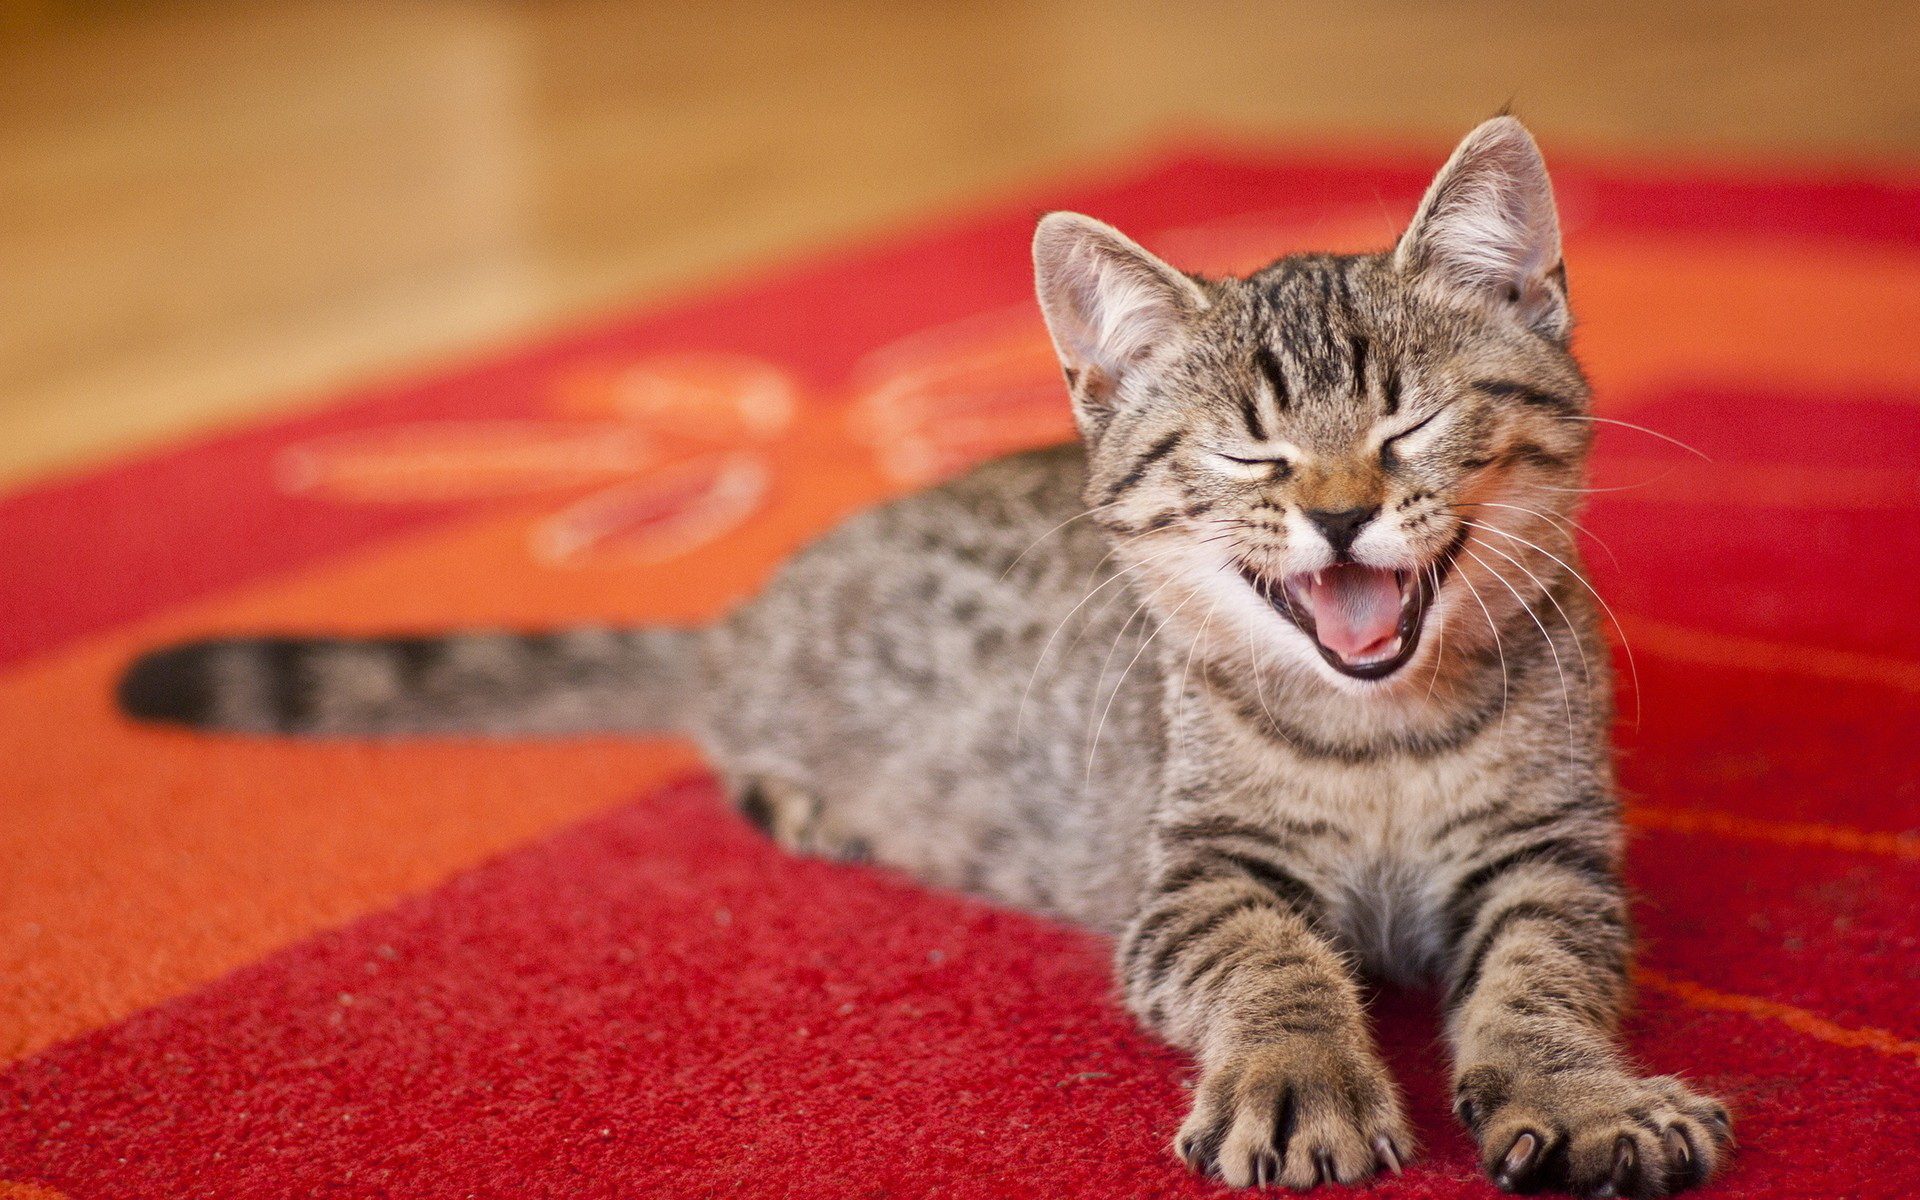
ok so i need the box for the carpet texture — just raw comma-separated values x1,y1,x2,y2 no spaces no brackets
1,139,1915,1199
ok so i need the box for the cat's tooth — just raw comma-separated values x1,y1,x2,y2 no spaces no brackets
1349,635,1404,667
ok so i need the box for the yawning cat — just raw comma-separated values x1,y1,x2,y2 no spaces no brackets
121,116,1732,1196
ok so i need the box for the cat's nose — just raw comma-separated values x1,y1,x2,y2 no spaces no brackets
1304,505,1379,557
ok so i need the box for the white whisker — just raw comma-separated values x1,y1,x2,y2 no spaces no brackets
1558,414,1711,461
1056,533,1243,664
1454,554,1510,744
1534,468,1682,495
1422,560,1449,705
1453,499,1619,571
1461,543,1575,748
1455,518,1644,731
1462,525,1593,700
1177,596,1223,759
1242,623,1295,750
1016,540,1194,740
1081,523,1175,586
1085,583,1198,789
998,501,1123,582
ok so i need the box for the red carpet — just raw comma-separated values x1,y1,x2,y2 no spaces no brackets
1,138,1916,1198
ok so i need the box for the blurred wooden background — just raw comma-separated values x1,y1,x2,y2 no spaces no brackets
2,0,1914,483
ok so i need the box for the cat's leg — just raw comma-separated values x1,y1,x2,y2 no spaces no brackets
1119,828,1411,1189
730,775,871,863
1443,841,1732,1196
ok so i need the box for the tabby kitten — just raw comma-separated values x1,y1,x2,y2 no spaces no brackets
122,117,1731,1196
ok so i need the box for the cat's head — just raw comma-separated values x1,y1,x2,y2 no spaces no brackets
1032,116,1590,689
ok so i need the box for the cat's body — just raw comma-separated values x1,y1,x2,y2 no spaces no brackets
706,439,1599,988
702,444,1163,928
120,118,1732,1197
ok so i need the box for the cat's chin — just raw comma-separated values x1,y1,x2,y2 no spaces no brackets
1238,532,1466,684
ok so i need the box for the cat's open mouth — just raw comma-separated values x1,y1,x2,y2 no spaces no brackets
1239,542,1462,681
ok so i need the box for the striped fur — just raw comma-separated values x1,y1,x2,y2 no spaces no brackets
119,118,1729,1195
119,628,707,737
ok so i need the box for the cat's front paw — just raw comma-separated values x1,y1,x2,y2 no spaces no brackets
1457,1065,1732,1197
1175,1041,1412,1189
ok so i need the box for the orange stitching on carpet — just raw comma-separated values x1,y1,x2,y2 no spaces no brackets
1637,968,1920,1065
1625,805,1920,863
1618,616,1920,696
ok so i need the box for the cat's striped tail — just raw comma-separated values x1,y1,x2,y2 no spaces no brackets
116,627,710,737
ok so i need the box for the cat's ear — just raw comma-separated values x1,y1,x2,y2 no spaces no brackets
1394,116,1570,340
1033,212,1207,436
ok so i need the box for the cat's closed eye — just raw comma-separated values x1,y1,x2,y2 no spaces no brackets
1212,453,1293,483
1378,410,1442,468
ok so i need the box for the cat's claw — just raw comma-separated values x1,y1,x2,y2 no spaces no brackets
1662,1126,1699,1188
1251,1148,1278,1187
1312,1147,1337,1184
1495,1130,1542,1190
1463,1069,1731,1197
1175,1042,1413,1190
1592,1133,1641,1198
1374,1134,1404,1175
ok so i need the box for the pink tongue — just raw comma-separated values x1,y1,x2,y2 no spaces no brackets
1299,564,1403,661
